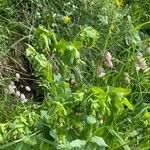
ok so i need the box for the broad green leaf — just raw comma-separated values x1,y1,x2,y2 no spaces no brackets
109,88,130,96
71,41,82,50
90,86,105,94
26,44,36,57
23,136,37,146
40,33,50,51
87,116,97,124
91,136,107,147
54,101,67,115
123,97,134,110
57,38,67,52
70,139,86,148
35,54,48,68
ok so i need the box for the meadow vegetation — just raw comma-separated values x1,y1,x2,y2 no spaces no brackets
0,0,150,149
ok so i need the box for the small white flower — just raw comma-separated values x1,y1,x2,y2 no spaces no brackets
135,63,140,71
124,73,130,84
25,86,31,92
97,67,105,77
15,73,20,81
136,52,148,71
8,85,15,93
10,81,15,86
52,23,57,27
15,91,21,97
20,94,27,103
20,85,24,88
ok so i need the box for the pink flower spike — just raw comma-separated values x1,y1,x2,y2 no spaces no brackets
105,52,112,60
105,59,113,68
97,67,105,77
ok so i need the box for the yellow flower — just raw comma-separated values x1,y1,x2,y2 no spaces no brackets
63,16,71,24
115,0,121,7
110,23,115,31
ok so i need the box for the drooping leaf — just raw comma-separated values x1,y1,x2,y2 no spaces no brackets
123,97,134,110
70,139,86,148
106,126,131,150
54,101,67,115
91,136,107,147
23,136,37,146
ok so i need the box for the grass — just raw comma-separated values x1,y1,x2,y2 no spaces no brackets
0,0,150,149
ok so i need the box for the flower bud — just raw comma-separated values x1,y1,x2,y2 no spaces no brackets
105,52,113,68
8,85,15,93
105,59,113,68
20,94,27,103
25,86,31,92
15,91,21,97
15,73,20,81
105,52,112,60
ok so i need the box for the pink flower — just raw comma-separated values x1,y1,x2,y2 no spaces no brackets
97,67,105,77
105,59,113,68
105,52,113,68
136,52,148,71
105,52,112,60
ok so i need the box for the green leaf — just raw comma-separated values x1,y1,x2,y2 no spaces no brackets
54,101,67,115
90,86,105,94
122,97,134,110
35,54,48,68
57,38,67,52
26,44,36,57
91,136,107,147
131,21,150,31
106,126,131,150
71,41,82,50
23,136,37,146
0,134,3,142
109,88,130,96
87,116,97,124
70,139,86,148
40,33,50,51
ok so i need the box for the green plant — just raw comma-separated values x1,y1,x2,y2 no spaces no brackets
0,0,150,149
